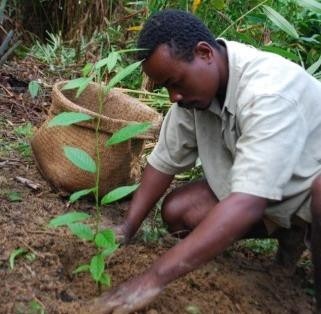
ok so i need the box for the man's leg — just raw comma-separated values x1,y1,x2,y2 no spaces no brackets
161,179,305,271
161,179,269,238
311,175,321,311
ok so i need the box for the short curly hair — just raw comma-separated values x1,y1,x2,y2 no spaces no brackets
137,9,219,62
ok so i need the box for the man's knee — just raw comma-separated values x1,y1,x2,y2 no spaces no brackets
161,191,186,226
311,175,321,218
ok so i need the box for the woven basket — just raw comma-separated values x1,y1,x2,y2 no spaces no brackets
31,81,162,197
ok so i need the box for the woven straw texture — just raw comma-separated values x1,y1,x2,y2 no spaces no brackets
31,81,162,197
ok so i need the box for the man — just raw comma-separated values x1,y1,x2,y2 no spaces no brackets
87,9,321,313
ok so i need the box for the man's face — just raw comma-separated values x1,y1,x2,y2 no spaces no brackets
142,43,221,110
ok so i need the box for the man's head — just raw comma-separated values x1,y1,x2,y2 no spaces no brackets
137,9,228,110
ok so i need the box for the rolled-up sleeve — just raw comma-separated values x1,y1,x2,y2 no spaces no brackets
231,95,308,200
147,104,198,175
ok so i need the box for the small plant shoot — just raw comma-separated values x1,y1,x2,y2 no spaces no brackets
47,50,151,288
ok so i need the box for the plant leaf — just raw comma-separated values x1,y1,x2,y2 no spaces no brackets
106,122,151,146
296,0,321,13
90,254,105,282
76,76,93,97
48,211,90,228
104,61,142,94
95,51,119,72
101,243,118,257
48,112,93,127
9,248,28,269
82,63,93,77
63,146,96,173
73,264,90,274
101,184,139,205
69,187,96,203
262,5,299,39
28,81,41,98
68,223,94,241
62,77,91,90
95,229,116,248
99,272,111,286
307,55,321,75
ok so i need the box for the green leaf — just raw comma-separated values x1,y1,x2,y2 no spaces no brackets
76,76,93,98
296,0,321,13
62,77,91,90
68,223,94,241
28,81,41,99
69,187,95,203
104,61,142,94
63,146,96,173
261,46,299,62
48,112,93,127
48,211,90,228
95,51,119,72
307,55,321,75
99,272,111,286
7,191,22,202
9,248,28,269
73,264,90,274
95,229,116,248
106,122,151,146
262,5,299,39
101,184,139,205
82,63,93,77
90,254,105,282
101,243,118,257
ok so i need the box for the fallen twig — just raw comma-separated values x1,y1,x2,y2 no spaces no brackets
15,176,41,190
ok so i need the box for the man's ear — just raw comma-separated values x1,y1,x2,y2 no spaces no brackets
194,42,214,61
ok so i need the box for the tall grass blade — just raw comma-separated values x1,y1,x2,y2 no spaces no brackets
262,5,299,39
296,0,321,13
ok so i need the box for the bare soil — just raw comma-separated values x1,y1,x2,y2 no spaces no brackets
0,61,314,314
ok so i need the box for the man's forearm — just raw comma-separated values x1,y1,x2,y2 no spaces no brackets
149,193,267,285
124,163,174,240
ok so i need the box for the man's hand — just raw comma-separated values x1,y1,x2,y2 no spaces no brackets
99,217,130,245
83,271,162,314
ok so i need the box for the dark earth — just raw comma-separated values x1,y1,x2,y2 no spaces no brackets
0,59,315,313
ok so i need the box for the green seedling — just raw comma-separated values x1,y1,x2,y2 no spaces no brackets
28,299,45,314
9,247,36,269
47,49,151,287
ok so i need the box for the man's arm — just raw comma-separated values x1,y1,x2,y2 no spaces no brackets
121,163,174,242
150,192,266,285
86,192,267,314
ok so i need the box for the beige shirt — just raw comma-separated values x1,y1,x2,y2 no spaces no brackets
148,39,321,229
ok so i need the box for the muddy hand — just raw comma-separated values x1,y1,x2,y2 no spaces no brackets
83,272,162,314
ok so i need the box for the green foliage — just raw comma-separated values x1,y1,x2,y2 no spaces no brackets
106,122,151,146
48,112,93,127
48,211,90,228
262,5,299,39
29,32,77,69
28,300,45,314
7,191,22,202
69,188,96,203
47,49,152,288
241,239,278,254
8,248,35,270
63,146,97,173
28,81,42,99
9,248,27,269
101,184,139,205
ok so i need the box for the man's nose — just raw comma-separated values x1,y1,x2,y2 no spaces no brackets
168,89,183,103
